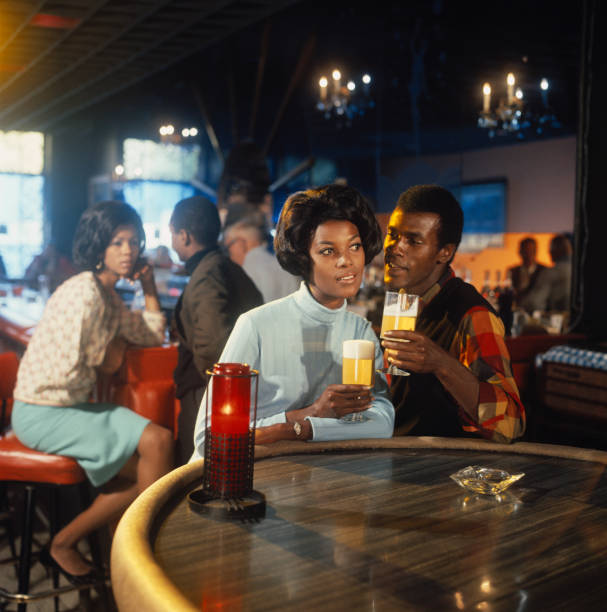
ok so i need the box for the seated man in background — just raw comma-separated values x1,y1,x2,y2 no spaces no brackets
152,245,175,270
169,196,263,464
508,236,546,309
24,243,77,293
223,211,299,303
381,185,525,443
520,233,572,315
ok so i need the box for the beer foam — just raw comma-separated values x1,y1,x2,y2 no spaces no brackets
384,292,420,316
343,339,375,359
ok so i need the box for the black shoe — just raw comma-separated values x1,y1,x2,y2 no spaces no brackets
38,546,104,586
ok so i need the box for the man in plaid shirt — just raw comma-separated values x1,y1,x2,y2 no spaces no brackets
382,185,525,443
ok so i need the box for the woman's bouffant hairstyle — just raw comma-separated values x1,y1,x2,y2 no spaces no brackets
72,200,146,271
274,184,383,280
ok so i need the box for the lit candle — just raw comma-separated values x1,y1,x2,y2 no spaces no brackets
332,69,341,96
362,73,371,96
319,76,328,101
506,73,515,105
210,363,251,435
482,83,491,113
203,362,257,499
540,78,549,107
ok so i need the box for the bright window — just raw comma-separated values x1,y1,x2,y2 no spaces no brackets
0,131,45,277
123,138,200,182
120,137,203,264
0,130,44,175
123,180,195,251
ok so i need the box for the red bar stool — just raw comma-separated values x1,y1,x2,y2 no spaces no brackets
0,352,106,610
0,352,19,563
0,432,107,610
0,351,19,432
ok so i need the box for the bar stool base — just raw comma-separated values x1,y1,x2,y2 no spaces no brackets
187,489,266,521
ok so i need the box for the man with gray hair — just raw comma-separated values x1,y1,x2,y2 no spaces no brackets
223,212,299,303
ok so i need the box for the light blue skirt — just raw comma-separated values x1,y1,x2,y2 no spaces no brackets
11,400,150,487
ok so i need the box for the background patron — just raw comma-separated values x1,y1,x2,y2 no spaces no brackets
169,196,263,464
508,236,546,310
520,233,572,315
12,201,173,582
223,211,299,303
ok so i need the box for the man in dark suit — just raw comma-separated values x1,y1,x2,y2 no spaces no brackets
508,237,546,310
169,196,263,464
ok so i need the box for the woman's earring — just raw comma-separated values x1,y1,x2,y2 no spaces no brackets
95,260,103,271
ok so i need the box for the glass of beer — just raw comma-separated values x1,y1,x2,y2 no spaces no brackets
341,339,375,423
379,291,420,376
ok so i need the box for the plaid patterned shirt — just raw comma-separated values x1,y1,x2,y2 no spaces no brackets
418,269,525,443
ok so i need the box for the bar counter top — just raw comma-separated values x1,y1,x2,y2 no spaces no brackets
112,437,607,611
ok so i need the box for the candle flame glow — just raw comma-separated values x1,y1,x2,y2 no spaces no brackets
220,403,234,416
507,73,515,86
483,83,491,96
540,78,549,90
319,76,328,88
332,69,341,81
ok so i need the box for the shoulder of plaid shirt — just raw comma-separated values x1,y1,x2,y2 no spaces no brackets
443,301,526,444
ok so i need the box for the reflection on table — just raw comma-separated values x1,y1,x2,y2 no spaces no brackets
111,438,607,612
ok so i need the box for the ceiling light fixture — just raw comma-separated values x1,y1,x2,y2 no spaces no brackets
316,69,374,125
478,72,560,138
158,124,198,143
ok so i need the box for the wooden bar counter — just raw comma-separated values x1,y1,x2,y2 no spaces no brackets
111,438,607,611
0,296,41,352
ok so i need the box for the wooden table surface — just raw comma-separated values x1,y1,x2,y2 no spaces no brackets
111,438,607,611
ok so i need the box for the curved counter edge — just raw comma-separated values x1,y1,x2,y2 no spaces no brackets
110,437,607,612
111,460,203,612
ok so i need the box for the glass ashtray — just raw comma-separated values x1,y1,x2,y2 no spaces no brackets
450,465,525,495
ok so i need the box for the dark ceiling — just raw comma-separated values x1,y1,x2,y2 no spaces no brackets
0,0,298,131
0,0,582,163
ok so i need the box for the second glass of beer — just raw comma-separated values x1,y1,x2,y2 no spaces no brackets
341,339,375,423
380,291,420,376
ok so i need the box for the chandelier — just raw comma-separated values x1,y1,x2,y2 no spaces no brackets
477,73,560,138
316,69,374,123
158,123,199,143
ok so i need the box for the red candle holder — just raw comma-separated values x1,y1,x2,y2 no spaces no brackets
188,363,265,520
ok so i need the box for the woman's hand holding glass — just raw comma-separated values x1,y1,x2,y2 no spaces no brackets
340,339,375,422
311,384,373,420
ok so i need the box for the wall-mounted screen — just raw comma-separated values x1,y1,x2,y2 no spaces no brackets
455,179,506,252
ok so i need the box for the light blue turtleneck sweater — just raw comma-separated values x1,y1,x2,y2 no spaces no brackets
191,282,394,460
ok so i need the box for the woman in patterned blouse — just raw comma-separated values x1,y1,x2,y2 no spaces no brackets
12,201,174,583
